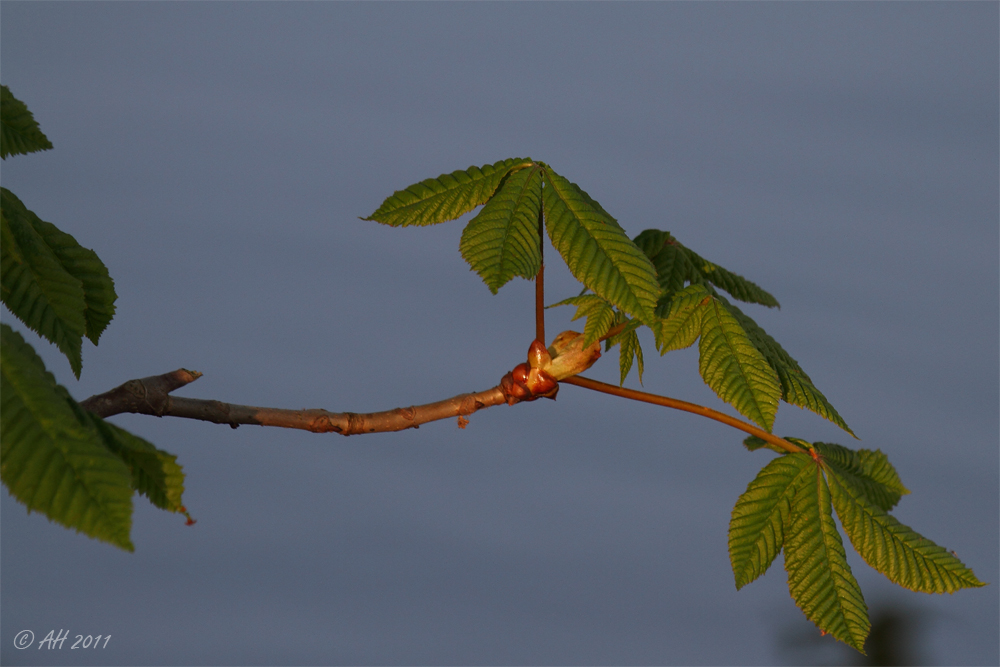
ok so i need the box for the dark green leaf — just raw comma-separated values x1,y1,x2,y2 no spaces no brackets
0,325,134,551
1,188,86,376
26,214,116,344
1,85,53,159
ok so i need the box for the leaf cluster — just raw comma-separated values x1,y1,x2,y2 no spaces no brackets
1,85,188,550
366,159,850,436
368,159,987,652
730,438,984,651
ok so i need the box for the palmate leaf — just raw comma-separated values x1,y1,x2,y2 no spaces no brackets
86,416,186,513
363,158,531,227
634,229,779,308
542,169,658,323
635,229,698,303
0,325,134,551
826,465,985,594
698,297,781,431
814,442,908,511
1,85,53,159
655,283,710,354
459,164,542,293
729,452,812,589
26,214,117,345
615,324,644,386
2,188,87,376
722,299,854,436
678,243,779,308
784,461,870,652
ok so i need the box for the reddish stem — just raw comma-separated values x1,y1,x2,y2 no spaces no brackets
560,375,805,455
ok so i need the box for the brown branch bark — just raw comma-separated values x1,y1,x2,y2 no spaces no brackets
80,369,508,435
79,365,804,454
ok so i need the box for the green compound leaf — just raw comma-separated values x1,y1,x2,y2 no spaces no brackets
634,229,779,308
85,414,186,513
542,169,658,323
698,297,781,431
635,229,698,303
459,164,542,293
721,299,854,436
615,325,644,386
2,188,87,377
655,283,711,354
729,452,813,589
826,464,985,594
784,461,870,653
0,325,134,551
678,243,779,308
26,215,117,345
1,85,53,159
363,158,531,227
814,442,908,511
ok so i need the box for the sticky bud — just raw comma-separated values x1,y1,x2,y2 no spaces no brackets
546,331,602,380
527,340,552,371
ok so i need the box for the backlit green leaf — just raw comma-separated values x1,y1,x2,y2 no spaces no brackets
784,462,870,652
460,164,542,293
722,299,854,436
814,442,907,511
542,169,658,323
87,415,186,513
827,466,985,594
729,452,812,589
655,283,710,354
698,297,781,430
364,158,531,227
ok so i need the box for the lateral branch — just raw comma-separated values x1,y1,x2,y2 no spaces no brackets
79,369,507,436
79,367,805,454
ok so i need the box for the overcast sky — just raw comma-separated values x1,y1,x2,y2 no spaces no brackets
2,3,997,666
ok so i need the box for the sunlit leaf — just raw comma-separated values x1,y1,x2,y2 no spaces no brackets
364,158,531,227
698,297,781,430
460,164,542,293
784,462,870,652
826,465,985,594
729,452,812,589
542,168,658,323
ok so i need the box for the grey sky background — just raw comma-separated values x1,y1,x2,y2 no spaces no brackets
1,3,997,665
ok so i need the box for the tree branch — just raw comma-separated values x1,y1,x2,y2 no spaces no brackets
80,369,509,435
79,364,804,454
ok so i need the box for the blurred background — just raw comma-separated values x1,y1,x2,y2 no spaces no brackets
2,3,997,665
